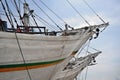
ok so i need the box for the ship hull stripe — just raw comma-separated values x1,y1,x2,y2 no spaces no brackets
0,58,65,72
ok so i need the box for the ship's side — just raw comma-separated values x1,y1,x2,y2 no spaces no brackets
0,27,93,80
0,0,109,79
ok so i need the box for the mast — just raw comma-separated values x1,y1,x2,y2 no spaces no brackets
23,3,29,27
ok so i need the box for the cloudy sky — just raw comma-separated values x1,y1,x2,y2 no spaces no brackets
28,1,120,79
30,0,120,80
69,0,120,80
1,0,120,80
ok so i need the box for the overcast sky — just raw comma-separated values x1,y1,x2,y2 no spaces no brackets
1,0,120,80
72,0,120,80
31,0,120,80
30,0,120,79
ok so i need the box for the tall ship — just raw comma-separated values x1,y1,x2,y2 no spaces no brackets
0,0,109,80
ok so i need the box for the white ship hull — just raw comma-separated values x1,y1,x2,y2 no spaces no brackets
0,23,108,80
0,28,93,80
0,0,109,79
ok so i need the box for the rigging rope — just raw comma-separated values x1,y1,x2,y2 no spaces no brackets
0,6,2,18
1,0,33,80
13,0,25,26
89,46,100,52
34,13,57,31
39,0,67,24
76,37,91,80
32,0,63,31
84,66,88,80
66,0,91,26
84,39,91,80
62,40,91,80
85,40,91,55
18,0,21,15
19,0,42,32
14,34,33,80
5,0,20,28
0,0,14,29
39,0,74,30
81,40,91,80
76,38,91,58
27,7,42,32
82,0,105,23
4,0,14,25
31,15,42,32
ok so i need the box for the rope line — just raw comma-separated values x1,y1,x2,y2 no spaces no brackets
85,40,91,55
84,39,91,80
14,32,33,80
39,0,75,30
66,0,91,26
18,0,21,15
14,0,33,80
5,0,19,27
32,0,63,31
1,1,32,80
4,0,14,26
27,7,42,32
84,66,88,80
39,0,67,24
13,0,25,26
34,13,57,31
0,0,14,29
82,0,105,23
